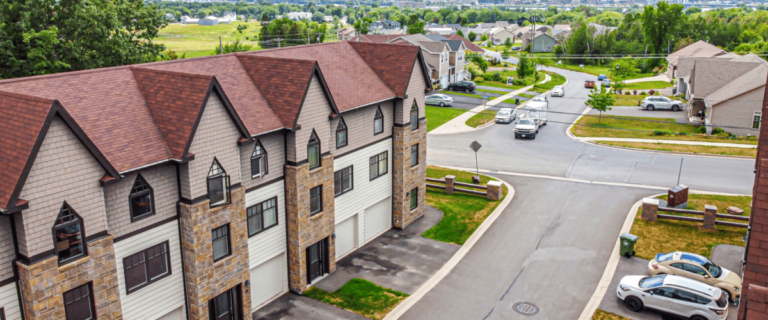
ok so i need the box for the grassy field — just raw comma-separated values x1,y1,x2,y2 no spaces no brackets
156,21,262,56
572,115,759,145
423,166,508,245
623,81,673,90
596,141,757,158
425,106,467,132
533,71,566,91
465,110,497,128
531,58,655,80
631,194,750,260
304,278,408,320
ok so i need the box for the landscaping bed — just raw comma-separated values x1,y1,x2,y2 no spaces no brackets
596,141,756,158
630,194,750,260
465,110,497,128
571,115,759,145
591,309,631,320
425,106,467,132
304,278,408,320
423,166,508,245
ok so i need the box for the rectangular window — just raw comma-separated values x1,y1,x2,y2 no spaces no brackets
754,111,762,129
64,283,94,320
207,175,230,206
411,144,419,167
369,152,388,180
247,197,278,236
310,186,323,215
123,241,172,294
410,187,418,210
334,166,354,196
212,225,231,262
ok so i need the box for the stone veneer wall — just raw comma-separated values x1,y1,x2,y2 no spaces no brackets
392,120,427,229
179,186,251,320
16,235,122,319
285,154,336,292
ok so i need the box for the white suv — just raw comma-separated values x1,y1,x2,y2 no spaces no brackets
617,274,728,320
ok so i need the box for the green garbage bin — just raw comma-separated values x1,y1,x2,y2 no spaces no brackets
620,233,638,258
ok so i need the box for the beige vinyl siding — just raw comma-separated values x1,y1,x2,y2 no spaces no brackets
331,101,394,157
239,132,285,190
114,220,185,320
245,180,286,268
710,86,764,136
17,117,107,257
104,164,178,239
287,75,334,163
396,60,428,124
0,282,21,320
0,216,14,281
439,46,450,78
186,93,243,199
421,50,440,83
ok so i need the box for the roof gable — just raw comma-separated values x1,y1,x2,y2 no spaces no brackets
667,40,725,66
449,34,483,52
349,41,427,97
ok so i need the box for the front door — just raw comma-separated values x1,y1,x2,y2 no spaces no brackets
307,240,327,284
210,286,241,320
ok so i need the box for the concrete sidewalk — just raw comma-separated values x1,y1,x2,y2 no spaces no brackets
624,74,671,83
575,137,757,149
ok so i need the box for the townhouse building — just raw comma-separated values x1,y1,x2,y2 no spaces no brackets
0,41,430,320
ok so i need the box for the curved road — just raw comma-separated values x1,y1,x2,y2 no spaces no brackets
400,61,755,320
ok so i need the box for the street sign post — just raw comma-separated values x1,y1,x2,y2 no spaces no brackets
482,96,489,124
470,141,482,182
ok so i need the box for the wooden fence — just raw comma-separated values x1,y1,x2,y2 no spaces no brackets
642,198,748,229
426,175,502,200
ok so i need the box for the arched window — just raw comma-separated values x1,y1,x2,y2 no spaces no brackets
410,102,419,130
207,158,230,207
251,140,268,178
336,118,348,148
308,130,321,169
374,106,384,135
129,174,154,221
53,202,86,263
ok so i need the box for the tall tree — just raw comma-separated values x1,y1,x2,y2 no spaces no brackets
408,20,425,35
640,1,685,55
585,86,615,123
354,17,372,35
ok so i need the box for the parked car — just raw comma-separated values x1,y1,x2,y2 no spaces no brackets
602,79,611,87
511,46,521,51
514,116,539,139
649,251,742,303
585,80,595,88
640,96,684,111
617,274,729,320
495,108,517,124
425,94,453,107
447,81,476,93
551,86,564,97
598,74,608,81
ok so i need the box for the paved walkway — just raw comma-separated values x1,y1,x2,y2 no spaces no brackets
574,137,757,149
624,74,671,83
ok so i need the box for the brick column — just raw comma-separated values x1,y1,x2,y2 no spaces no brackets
178,186,251,319
445,175,455,194
284,154,336,293
641,198,658,222
487,181,502,200
392,121,427,229
702,205,717,230
17,236,122,320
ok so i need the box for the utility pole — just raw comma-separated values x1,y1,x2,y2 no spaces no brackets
219,36,223,54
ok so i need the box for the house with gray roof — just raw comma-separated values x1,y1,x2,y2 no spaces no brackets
666,40,727,80
521,32,556,53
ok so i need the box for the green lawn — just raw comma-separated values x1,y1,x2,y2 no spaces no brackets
533,71,566,91
465,110,497,128
532,59,655,81
610,94,685,107
425,106,467,132
623,81,673,90
304,278,408,320
571,115,759,145
476,88,510,95
631,194,750,260
518,93,536,98
423,166,508,245
597,141,757,158
156,21,262,56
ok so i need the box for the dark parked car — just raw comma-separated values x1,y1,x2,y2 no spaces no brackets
448,81,476,93
585,80,595,89
511,46,521,51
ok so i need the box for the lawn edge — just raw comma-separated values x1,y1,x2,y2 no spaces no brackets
383,171,515,320
591,141,756,160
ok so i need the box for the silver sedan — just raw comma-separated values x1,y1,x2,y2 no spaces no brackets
425,94,454,107
550,86,564,97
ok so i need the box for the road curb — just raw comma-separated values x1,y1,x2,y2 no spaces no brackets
585,141,756,160
383,172,516,320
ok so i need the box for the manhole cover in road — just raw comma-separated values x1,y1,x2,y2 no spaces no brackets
512,302,539,316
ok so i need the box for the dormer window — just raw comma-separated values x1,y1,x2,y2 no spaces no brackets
53,203,86,264
308,130,321,169
251,140,268,179
129,174,154,221
374,106,384,135
207,159,230,207
336,118,348,148
410,102,419,130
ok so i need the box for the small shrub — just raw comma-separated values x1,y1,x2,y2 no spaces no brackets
492,72,503,82
503,63,508,67
728,133,738,139
474,77,484,83
640,92,648,96
513,79,526,85
712,127,725,135
696,126,707,134
482,73,494,81
652,130,671,136
625,91,630,95
677,131,687,136
633,90,638,95
649,89,656,95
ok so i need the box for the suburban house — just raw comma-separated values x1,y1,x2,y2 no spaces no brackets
666,40,727,81
443,23,463,30
387,34,468,87
381,20,402,29
448,34,485,55
180,15,200,24
521,32,556,53
337,27,356,41
489,27,515,45
350,34,405,43
551,28,571,43
426,28,455,36
554,23,571,31
588,23,618,35
513,25,550,40
685,53,767,136
442,40,468,83
416,41,451,88
0,41,430,320
286,12,313,20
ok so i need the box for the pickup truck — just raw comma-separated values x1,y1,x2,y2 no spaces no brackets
585,80,595,88
514,116,539,139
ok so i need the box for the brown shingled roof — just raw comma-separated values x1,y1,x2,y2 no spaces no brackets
449,34,484,53
349,41,423,97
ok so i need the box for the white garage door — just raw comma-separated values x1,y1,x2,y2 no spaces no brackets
364,197,392,242
440,75,449,89
156,306,184,320
250,253,287,309
336,215,358,259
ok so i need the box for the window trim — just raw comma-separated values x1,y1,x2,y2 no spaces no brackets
0,307,4,320
207,158,231,208
374,106,384,135
410,187,418,210
754,111,762,129
212,224,232,262
63,283,95,320
334,166,354,197
123,241,173,295
310,185,323,216
52,202,88,265
369,151,389,181
336,118,348,149
250,140,268,179
308,130,321,170
411,144,419,167
247,197,279,237
129,173,156,222
410,102,419,130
